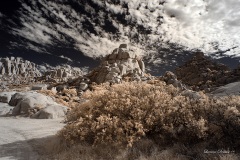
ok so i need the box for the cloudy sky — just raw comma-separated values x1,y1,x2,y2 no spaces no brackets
0,0,239,75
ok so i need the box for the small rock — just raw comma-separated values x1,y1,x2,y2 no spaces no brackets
79,82,88,91
31,105,67,119
31,84,48,90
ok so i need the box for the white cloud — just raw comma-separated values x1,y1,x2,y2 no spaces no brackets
9,0,240,63
106,2,123,14
161,0,240,57
59,55,73,62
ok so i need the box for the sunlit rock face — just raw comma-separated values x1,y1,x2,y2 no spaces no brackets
0,57,41,77
87,44,152,84
42,65,83,83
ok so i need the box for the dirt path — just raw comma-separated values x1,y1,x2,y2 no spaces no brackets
0,117,65,160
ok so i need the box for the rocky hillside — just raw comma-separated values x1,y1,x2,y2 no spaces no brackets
175,52,240,91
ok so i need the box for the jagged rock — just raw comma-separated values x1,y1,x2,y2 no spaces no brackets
0,57,42,84
87,44,148,84
43,64,83,83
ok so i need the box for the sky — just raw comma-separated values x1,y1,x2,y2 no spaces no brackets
0,0,239,75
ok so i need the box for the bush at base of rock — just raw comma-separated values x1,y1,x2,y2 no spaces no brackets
59,81,240,151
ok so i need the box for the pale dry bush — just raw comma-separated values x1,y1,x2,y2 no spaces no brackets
38,89,57,97
59,80,240,157
55,80,240,159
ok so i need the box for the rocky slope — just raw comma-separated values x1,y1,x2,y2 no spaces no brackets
175,52,240,91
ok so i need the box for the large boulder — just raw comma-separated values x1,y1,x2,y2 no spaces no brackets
31,104,68,119
9,91,67,118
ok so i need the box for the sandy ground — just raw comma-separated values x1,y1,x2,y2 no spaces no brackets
0,117,65,160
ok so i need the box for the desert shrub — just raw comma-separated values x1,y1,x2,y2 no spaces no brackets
39,88,81,108
59,81,240,150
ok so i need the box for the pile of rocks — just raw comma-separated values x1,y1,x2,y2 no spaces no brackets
42,65,83,83
87,44,151,84
174,52,238,91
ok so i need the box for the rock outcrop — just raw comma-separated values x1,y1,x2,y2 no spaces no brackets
174,52,238,91
0,57,42,87
42,65,83,83
0,57,41,77
87,44,151,84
